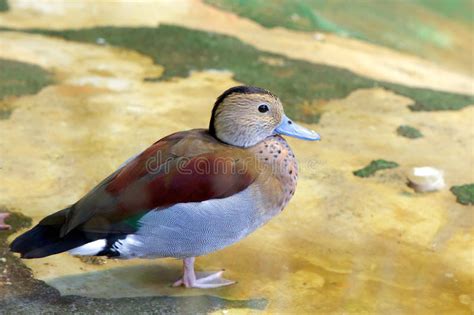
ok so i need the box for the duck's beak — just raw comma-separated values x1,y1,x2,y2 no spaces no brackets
275,114,320,141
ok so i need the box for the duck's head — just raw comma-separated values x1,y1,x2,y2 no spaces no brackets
209,86,320,147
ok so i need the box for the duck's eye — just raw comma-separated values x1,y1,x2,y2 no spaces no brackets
258,104,269,113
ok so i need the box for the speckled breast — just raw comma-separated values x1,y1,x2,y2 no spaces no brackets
251,135,298,216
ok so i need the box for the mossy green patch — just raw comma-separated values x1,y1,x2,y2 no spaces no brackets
0,0,9,12
396,125,423,139
383,83,474,112
0,58,53,101
10,25,473,123
205,0,471,61
450,184,474,205
353,160,399,178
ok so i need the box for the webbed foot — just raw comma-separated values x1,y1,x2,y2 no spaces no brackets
172,257,236,289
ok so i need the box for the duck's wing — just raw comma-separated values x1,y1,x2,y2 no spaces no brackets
58,129,259,237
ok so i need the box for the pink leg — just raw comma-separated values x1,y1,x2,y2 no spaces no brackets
0,213,11,230
172,257,235,289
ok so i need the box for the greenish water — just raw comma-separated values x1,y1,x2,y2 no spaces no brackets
416,0,474,24
206,0,364,37
205,0,473,54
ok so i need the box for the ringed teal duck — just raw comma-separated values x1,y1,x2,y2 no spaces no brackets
10,86,320,288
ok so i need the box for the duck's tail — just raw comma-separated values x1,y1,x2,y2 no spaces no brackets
9,208,92,258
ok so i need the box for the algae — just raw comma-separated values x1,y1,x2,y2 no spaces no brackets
10,25,473,124
384,83,474,111
396,125,423,139
0,0,8,12
450,184,474,205
353,160,400,178
0,58,53,101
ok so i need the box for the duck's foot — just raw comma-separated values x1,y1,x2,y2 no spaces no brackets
172,270,235,288
0,213,11,230
172,257,236,289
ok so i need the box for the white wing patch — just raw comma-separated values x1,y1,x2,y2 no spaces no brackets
110,234,144,258
69,239,107,256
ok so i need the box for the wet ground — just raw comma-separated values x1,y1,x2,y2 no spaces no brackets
0,1,473,314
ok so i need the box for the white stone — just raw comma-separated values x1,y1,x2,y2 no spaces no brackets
408,167,445,192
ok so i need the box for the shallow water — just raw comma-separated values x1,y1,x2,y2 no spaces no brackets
0,1,473,314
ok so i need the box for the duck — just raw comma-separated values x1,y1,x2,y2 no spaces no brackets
10,86,320,288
